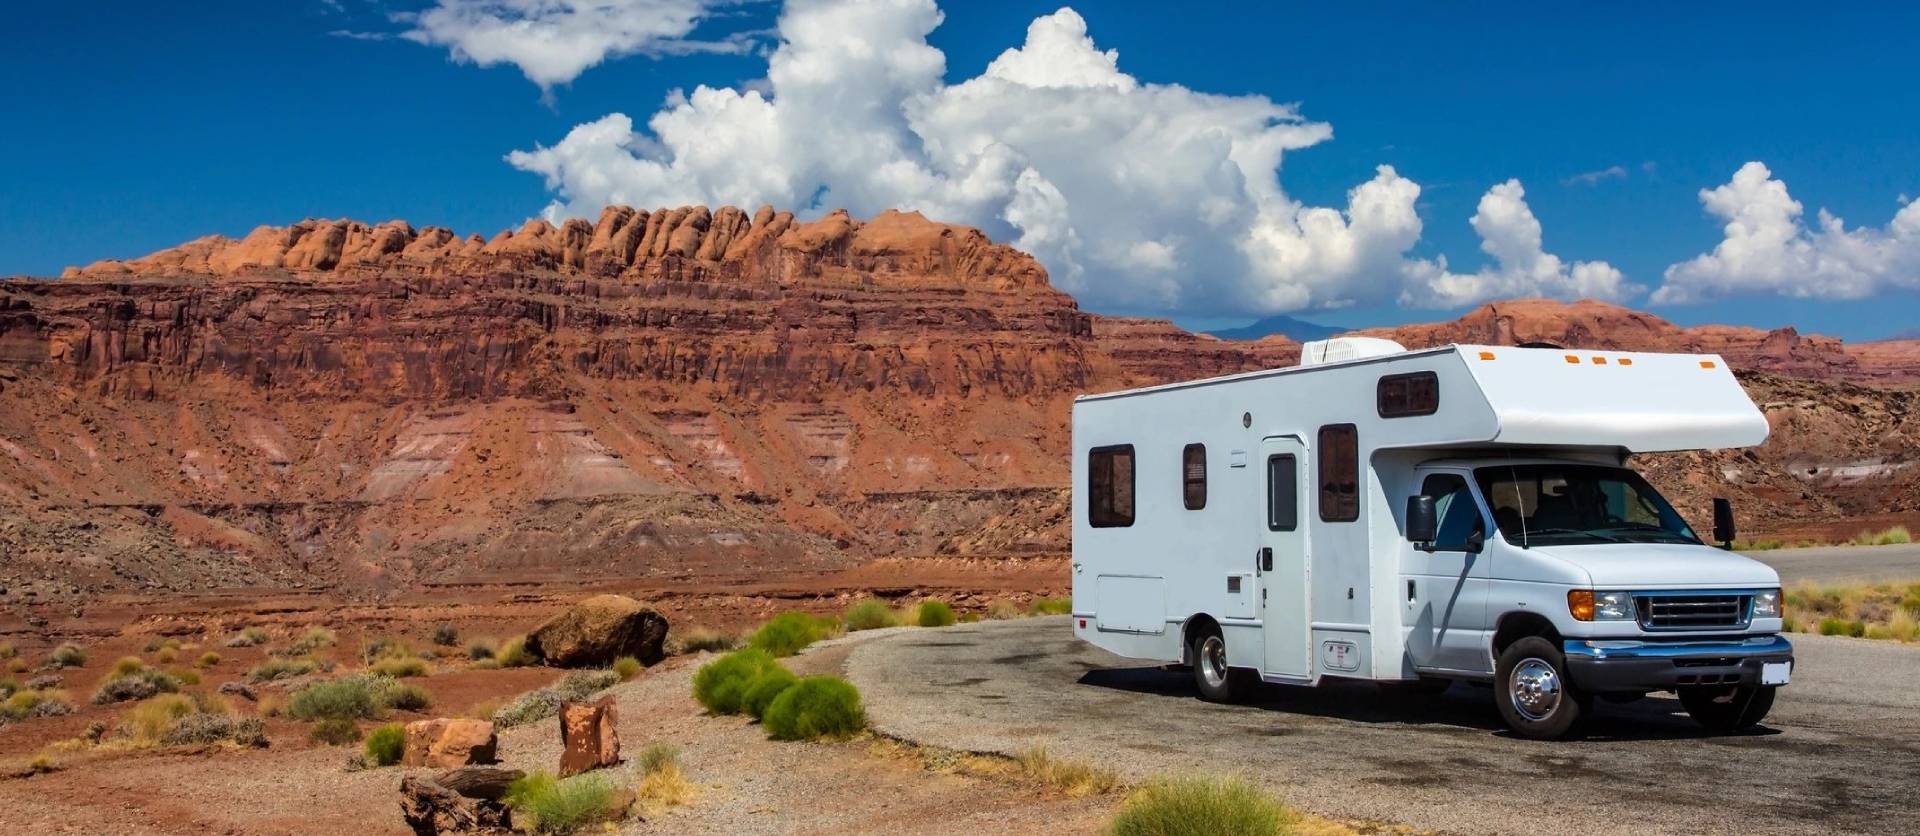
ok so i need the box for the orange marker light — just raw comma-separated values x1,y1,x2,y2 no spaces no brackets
1478,351,1496,361
1591,356,1608,365
1618,358,1634,366
1567,590,1596,622
1700,360,1717,369
1564,355,1580,364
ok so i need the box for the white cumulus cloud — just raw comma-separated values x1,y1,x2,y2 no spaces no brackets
506,0,1626,314
399,0,751,93
1654,162,1920,304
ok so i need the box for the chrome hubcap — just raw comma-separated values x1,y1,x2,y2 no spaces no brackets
1199,636,1228,688
1509,658,1562,721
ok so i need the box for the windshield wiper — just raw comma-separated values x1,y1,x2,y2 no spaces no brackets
1521,527,1625,545
1588,525,1697,544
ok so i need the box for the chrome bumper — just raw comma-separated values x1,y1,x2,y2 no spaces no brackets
1561,635,1793,692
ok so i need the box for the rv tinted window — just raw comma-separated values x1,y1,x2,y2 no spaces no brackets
1318,424,1359,522
1267,454,1297,531
1088,445,1135,527
1419,474,1482,551
1378,371,1439,418
1182,444,1206,510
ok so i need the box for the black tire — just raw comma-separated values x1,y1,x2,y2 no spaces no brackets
1679,685,1776,731
1494,636,1592,740
1190,628,1247,702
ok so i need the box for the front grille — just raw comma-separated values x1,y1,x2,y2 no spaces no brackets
1635,594,1751,630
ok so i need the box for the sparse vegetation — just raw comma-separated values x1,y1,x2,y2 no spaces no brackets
915,600,957,628
288,673,433,722
1819,616,1867,637
844,599,901,631
986,600,1021,620
692,649,779,715
495,636,537,668
1107,774,1293,836
161,712,267,748
155,647,179,664
674,627,739,654
172,668,201,686
369,655,430,678
196,651,222,669
48,643,87,668
505,770,629,835
613,655,642,681
0,643,14,659
308,717,362,746
0,688,74,725
1013,746,1119,797
111,656,148,678
1786,581,1920,643
633,744,696,815
636,743,680,775
249,658,318,683
493,670,620,729
364,723,406,766
466,639,497,661
286,627,336,656
431,624,460,647
226,627,271,648
762,675,864,741
1030,597,1073,616
92,663,182,705
747,613,836,658
117,694,198,746
1850,526,1914,546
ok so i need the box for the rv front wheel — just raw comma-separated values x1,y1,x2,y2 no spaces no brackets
1494,636,1591,740
1191,631,1246,702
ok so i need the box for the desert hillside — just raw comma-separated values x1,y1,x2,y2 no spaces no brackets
1,206,1915,601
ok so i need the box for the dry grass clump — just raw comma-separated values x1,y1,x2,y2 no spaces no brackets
288,674,433,723
985,600,1022,620
431,624,460,647
309,717,361,746
1029,597,1073,616
108,692,263,748
633,743,697,815
1849,525,1914,546
1785,581,1920,642
369,655,430,678
196,651,221,669
48,643,87,668
613,656,643,681
1013,746,1119,797
673,627,740,654
0,643,14,660
1108,774,1294,836
494,636,537,668
0,687,74,725
493,670,620,729
225,627,271,648
249,658,319,683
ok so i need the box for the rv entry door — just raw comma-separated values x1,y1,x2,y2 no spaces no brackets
1260,436,1311,680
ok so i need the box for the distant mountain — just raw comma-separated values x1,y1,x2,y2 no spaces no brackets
1878,327,1920,342
1207,314,1345,342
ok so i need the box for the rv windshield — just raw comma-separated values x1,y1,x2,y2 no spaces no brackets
1474,464,1701,548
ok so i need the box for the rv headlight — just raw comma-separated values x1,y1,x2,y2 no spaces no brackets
1753,588,1782,619
1568,590,1634,622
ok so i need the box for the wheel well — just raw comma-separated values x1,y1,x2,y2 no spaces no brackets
1181,614,1221,665
1492,612,1561,657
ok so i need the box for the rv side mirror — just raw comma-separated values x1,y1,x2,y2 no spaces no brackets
1712,497,1736,548
1405,495,1438,547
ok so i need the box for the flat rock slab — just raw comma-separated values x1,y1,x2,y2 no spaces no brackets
848,617,1920,836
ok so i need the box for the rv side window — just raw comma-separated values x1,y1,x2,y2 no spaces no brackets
1378,371,1439,418
1318,424,1359,522
1088,445,1135,527
1267,454,1297,531
1419,474,1482,550
1182,443,1206,510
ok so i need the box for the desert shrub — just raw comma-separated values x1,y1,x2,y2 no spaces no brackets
118,693,198,745
1014,746,1119,797
844,600,900,632
110,656,148,678
915,600,957,628
1108,775,1292,836
361,637,413,664
27,674,60,690
1818,617,1867,638
1030,597,1072,616
161,713,267,748
637,743,680,775
742,666,798,721
249,658,318,683
0,678,16,699
172,669,201,686
430,623,460,646
466,639,497,660
5,658,25,673
197,651,222,669
155,647,178,664
370,656,430,678
692,649,778,715
747,613,833,658
49,643,87,668
225,627,271,648
0,643,14,659
763,676,864,741
613,656,642,681
495,636,537,668
492,670,617,729
985,600,1021,620
364,723,406,766
379,681,434,712
634,753,695,815
92,669,181,705
0,689,74,724
1850,525,1914,546
959,611,981,623
290,677,378,721
309,717,362,746
505,771,628,836
283,627,336,656
675,627,738,654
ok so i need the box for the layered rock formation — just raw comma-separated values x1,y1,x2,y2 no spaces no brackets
1,209,1913,601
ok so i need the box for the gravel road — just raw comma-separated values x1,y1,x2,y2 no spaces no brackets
1748,542,1920,585
850,618,1920,835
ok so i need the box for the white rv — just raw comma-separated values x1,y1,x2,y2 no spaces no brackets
1070,339,1792,739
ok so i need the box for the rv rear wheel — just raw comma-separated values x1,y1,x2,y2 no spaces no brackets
1191,630,1248,702
1494,636,1591,740
1679,684,1776,731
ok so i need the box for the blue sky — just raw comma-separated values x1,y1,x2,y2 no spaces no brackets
4,1,1916,339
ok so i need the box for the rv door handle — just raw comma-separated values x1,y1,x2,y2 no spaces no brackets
1259,547,1273,573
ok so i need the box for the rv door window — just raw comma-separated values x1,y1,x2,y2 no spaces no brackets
1267,454,1297,531
1088,445,1136,528
1182,443,1207,510
1377,371,1439,417
1317,424,1359,522
1418,474,1482,550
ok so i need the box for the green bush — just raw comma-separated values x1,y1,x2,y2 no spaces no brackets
431,624,460,647
505,771,626,835
365,723,406,766
1030,597,1072,616
1818,617,1867,638
748,613,833,658
613,656,642,681
379,681,434,712
309,717,361,746
93,669,182,705
290,677,379,721
915,600,957,628
49,643,87,668
636,743,680,775
249,658,318,683
763,676,864,741
843,600,899,632
742,666,799,721
692,649,778,715
1108,775,1292,836
495,636,537,668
